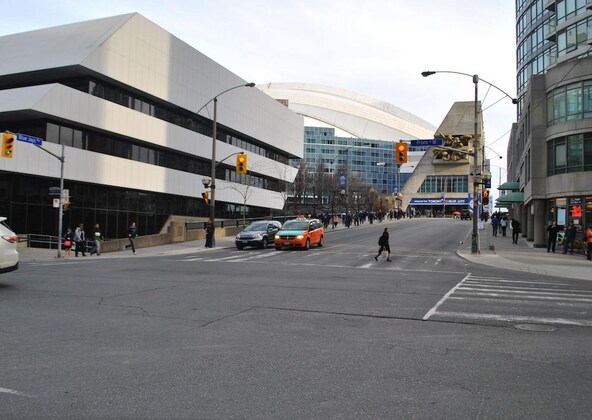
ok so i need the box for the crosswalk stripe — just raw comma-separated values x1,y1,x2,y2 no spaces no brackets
425,274,592,326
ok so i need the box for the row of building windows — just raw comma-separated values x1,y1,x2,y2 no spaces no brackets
517,0,548,38
66,78,290,165
547,80,592,125
33,121,281,193
556,16,592,57
419,176,469,194
556,0,589,25
546,134,592,175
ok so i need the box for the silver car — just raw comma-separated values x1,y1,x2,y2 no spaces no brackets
235,220,282,249
0,217,19,274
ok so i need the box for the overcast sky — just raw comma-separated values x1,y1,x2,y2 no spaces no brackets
4,0,516,188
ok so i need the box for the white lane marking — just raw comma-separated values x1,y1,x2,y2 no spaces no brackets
433,311,592,327
423,273,471,320
453,290,592,303
360,263,373,268
458,287,592,299
0,387,28,396
434,258,441,265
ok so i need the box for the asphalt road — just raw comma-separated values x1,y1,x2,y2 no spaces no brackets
1,218,591,419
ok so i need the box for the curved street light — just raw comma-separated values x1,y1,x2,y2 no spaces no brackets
421,70,517,255
196,82,256,247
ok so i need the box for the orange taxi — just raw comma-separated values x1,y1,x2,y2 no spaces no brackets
274,217,324,250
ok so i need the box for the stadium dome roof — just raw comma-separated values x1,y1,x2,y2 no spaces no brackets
258,82,436,140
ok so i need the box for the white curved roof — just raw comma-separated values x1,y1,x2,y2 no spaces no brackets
258,82,436,140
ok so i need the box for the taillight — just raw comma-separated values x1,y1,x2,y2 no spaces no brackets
1,235,18,243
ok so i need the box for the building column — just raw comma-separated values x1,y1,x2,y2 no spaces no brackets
527,203,534,242
532,199,546,248
521,204,529,241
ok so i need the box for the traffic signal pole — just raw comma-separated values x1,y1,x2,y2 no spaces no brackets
34,143,65,258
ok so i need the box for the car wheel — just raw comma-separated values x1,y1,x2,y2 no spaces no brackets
317,236,323,247
260,237,269,249
304,238,310,250
236,244,244,250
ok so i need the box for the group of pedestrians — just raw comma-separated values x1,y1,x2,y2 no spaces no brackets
547,220,592,260
490,215,521,244
62,222,139,256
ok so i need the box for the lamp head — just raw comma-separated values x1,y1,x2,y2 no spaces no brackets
421,71,435,77
202,178,211,188
246,82,256,87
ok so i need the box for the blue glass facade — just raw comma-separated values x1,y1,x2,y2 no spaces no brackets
300,127,402,195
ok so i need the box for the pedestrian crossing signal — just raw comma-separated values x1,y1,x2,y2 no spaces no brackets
201,191,209,205
1,132,15,159
236,153,247,174
395,141,407,164
482,189,489,205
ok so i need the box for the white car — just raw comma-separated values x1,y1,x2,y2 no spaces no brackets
0,217,19,273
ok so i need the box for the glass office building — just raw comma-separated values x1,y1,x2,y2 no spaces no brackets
511,0,592,247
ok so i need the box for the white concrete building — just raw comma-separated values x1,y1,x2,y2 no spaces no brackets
0,14,303,238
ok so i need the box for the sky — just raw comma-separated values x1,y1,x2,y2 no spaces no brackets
3,0,517,193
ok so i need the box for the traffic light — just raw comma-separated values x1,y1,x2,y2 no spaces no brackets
236,153,247,174
201,191,209,205
482,189,489,205
395,141,408,164
1,132,15,159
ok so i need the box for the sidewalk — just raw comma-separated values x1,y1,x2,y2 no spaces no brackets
457,225,591,281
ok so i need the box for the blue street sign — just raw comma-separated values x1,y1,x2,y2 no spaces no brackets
409,138,443,147
16,133,43,146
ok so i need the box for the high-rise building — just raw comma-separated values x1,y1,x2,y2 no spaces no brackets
509,0,592,247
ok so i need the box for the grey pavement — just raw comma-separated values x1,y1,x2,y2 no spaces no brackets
16,218,591,281
457,223,591,281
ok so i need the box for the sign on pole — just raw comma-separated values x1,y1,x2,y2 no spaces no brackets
16,133,43,146
410,138,443,147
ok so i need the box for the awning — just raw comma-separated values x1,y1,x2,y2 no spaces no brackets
497,181,520,191
495,191,524,204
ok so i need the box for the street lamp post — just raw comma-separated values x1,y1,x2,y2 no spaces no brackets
421,70,517,255
196,82,255,247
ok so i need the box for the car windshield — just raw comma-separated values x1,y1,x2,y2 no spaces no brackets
245,221,269,232
282,220,309,231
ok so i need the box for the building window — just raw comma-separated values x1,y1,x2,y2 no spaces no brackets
547,134,592,174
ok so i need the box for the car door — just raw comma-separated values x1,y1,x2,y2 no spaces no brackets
267,222,279,240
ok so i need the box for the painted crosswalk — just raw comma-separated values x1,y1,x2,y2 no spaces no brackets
424,274,592,327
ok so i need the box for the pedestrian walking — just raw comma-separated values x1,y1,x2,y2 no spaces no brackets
74,223,86,257
63,227,73,257
547,221,558,253
491,215,499,237
500,217,508,237
374,227,391,262
562,221,577,255
586,225,592,261
204,219,214,248
128,222,138,254
90,223,103,256
511,219,521,244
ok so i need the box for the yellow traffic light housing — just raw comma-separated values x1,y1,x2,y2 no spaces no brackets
395,141,408,164
236,153,247,174
1,132,15,158
201,191,209,205
482,189,490,205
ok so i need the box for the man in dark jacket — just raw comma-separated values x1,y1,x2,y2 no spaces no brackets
374,228,391,262
547,221,558,253
562,221,577,255
511,219,521,244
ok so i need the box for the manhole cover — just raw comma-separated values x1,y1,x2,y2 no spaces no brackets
514,324,558,332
